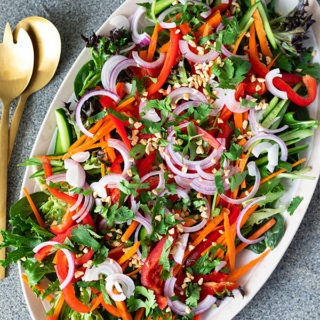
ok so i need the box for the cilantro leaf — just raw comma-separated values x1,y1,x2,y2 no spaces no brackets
230,171,247,192
185,282,201,309
71,225,101,252
127,286,157,316
214,170,225,195
159,236,174,280
287,196,303,215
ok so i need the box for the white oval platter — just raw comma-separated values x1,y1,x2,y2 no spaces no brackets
18,0,320,319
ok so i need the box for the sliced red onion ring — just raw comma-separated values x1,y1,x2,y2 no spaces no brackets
267,143,279,173
75,194,94,223
98,173,126,189
265,68,288,100
220,161,261,205
236,196,266,245
119,42,136,55
190,178,217,195
212,85,250,114
141,170,165,191
168,87,209,104
134,212,153,234
221,44,248,60
65,159,86,188
71,151,90,163
195,164,214,180
182,218,207,233
33,242,74,290
249,108,289,135
164,277,216,316
108,58,137,93
174,176,192,189
69,193,84,212
215,260,227,272
90,181,107,199
107,138,133,177
179,40,219,64
75,89,120,138
176,187,190,200
173,233,189,264
109,15,130,30
101,55,127,90
244,133,288,161
139,100,161,122
178,0,212,19
72,192,91,220
105,273,135,301
132,51,165,69
252,141,272,158
157,6,180,29
130,6,151,46
46,173,67,184
82,258,122,282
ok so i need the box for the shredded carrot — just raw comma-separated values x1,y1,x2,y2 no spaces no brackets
115,300,133,320
224,210,236,271
234,113,243,133
117,241,141,265
179,22,191,35
90,293,104,312
36,155,64,160
237,138,247,146
267,52,281,69
249,23,257,58
139,49,148,60
63,142,108,159
147,24,160,61
191,211,225,248
134,308,145,320
252,8,273,58
101,162,106,177
101,299,124,317
23,187,46,229
125,266,142,277
53,293,65,318
198,10,222,36
117,96,136,109
227,249,271,282
236,218,276,254
159,41,170,53
240,204,259,228
121,220,139,242
22,274,54,302
233,30,247,55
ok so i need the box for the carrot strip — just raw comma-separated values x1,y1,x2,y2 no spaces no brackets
191,211,225,248
252,8,273,58
159,41,170,53
134,308,145,320
125,266,142,277
115,300,133,320
224,210,236,272
101,162,106,177
90,293,104,312
117,241,141,265
101,300,124,317
36,155,64,160
249,23,257,58
227,249,271,282
22,274,54,302
139,49,148,60
198,10,222,36
236,218,276,254
267,52,280,69
53,293,65,318
232,30,247,55
234,113,243,133
63,142,108,159
121,220,139,242
117,96,136,109
179,22,191,36
240,204,259,228
23,187,46,229
147,24,160,62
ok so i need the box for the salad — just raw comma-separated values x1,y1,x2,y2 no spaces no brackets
1,0,319,319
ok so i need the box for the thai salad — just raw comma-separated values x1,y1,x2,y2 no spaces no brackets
1,0,319,319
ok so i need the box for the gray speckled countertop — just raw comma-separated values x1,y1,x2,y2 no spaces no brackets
0,1,319,319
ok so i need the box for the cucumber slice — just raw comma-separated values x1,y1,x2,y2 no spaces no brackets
54,108,73,154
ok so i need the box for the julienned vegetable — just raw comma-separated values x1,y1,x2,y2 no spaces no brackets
1,0,319,319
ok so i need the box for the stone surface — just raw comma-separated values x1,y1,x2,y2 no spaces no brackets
0,1,319,319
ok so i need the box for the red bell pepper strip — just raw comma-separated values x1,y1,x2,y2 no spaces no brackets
42,156,53,178
110,155,123,174
74,248,94,266
109,114,131,150
147,28,180,96
50,209,75,235
273,74,317,107
141,235,168,295
196,126,221,150
200,282,239,299
281,73,302,86
136,150,157,178
62,283,91,313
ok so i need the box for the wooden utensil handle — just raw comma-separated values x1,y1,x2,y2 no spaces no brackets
0,99,10,279
8,93,28,162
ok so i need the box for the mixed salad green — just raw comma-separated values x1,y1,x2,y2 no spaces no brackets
1,0,319,319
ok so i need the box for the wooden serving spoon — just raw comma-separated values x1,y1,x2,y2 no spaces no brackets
9,16,61,160
0,23,34,279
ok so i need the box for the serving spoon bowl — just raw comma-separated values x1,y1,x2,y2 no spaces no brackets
9,16,61,159
0,23,34,279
